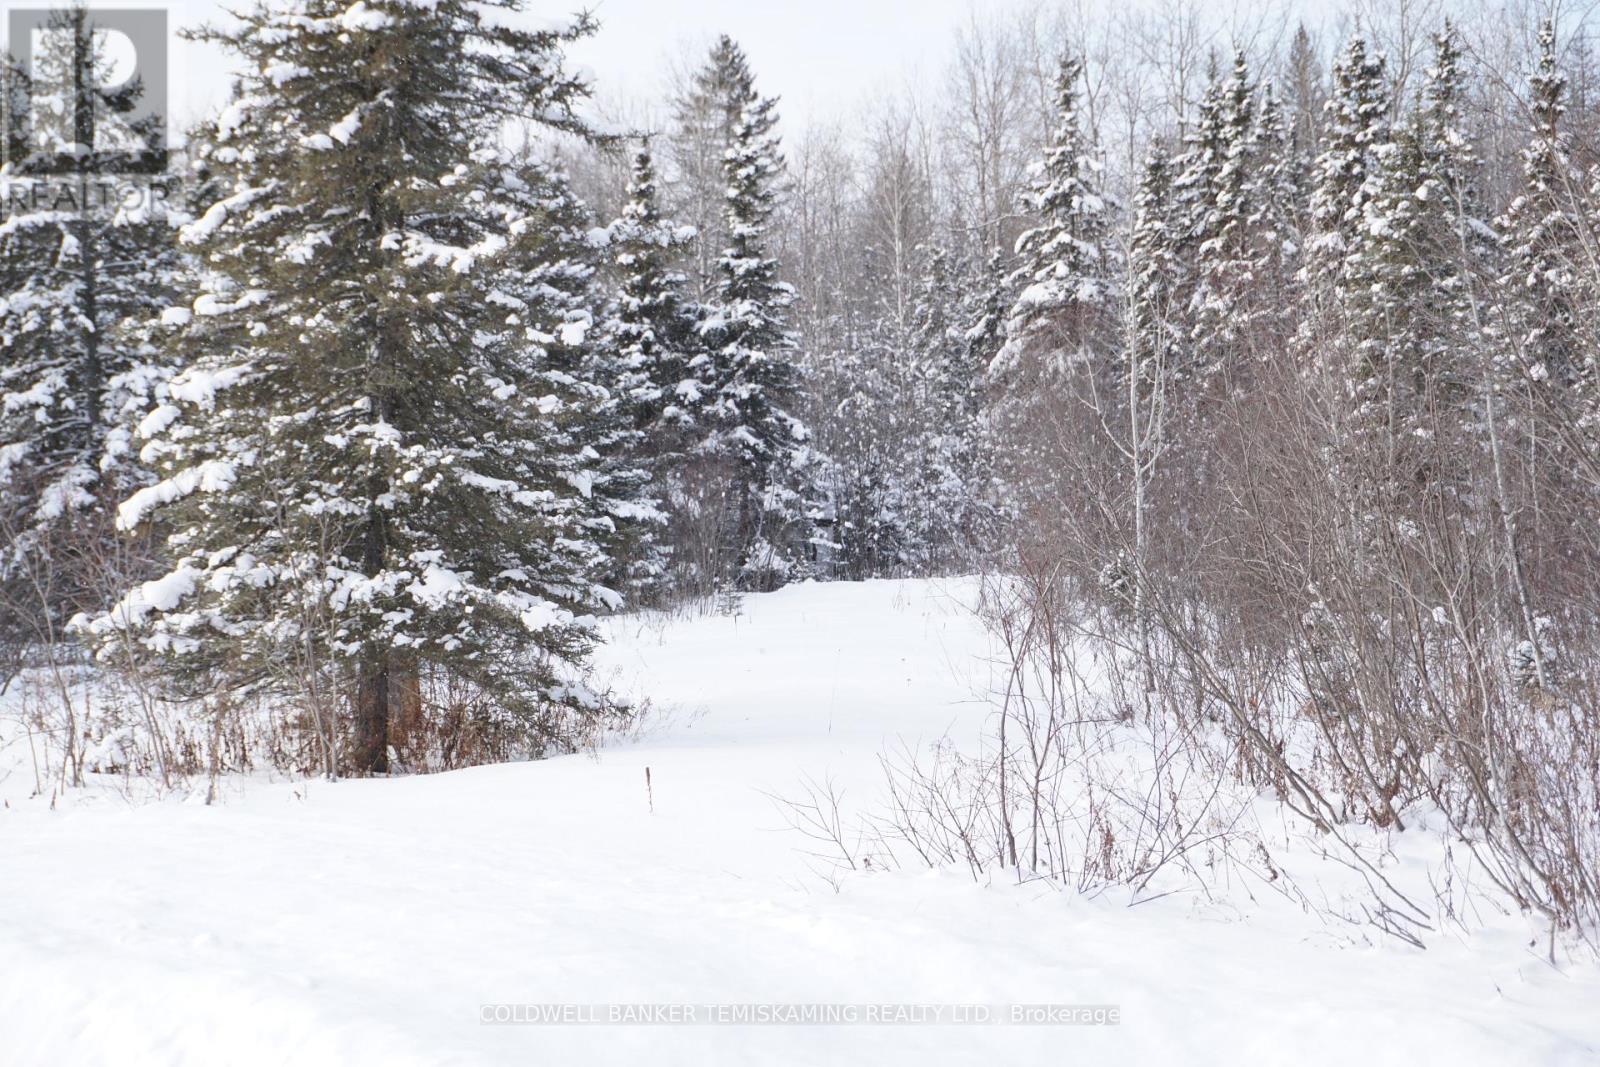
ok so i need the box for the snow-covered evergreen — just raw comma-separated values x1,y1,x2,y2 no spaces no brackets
89,0,622,772
669,36,760,300
1305,36,1390,298
994,55,1118,382
597,143,706,600
1348,24,1491,491
1190,50,1256,369
1498,20,1585,394
907,246,997,571
702,87,813,590
1244,83,1302,307
0,9,182,643
1128,143,1182,398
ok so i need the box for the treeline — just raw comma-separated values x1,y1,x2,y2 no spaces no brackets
574,0,1600,934
3,0,1600,934
0,3,846,777
960,15,1600,934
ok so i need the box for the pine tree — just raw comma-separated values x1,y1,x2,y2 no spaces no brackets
599,142,708,599
1349,23,1490,493
1305,36,1390,296
1192,49,1256,369
1128,143,1183,400
1498,19,1585,393
90,1,621,774
669,36,759,299
907,244,991,571
993,55,1117,383
703,90,812,590
0,9,181,649
1282,23,1325,227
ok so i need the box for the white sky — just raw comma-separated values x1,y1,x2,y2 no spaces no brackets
567,0,979,128
96,0,988,138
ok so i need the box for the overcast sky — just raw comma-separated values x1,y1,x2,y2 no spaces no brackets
109,0,988,137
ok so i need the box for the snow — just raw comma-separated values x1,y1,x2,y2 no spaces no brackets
405,564,466,609
338,1,392,33
181,187,269,245
168,364,252,409
117,459,239,530
2,579,1598,1066
87,562,202,632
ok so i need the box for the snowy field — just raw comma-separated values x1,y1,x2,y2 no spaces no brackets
2,578,1598,1065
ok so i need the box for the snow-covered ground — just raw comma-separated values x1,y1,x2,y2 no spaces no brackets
2,578,1598,1065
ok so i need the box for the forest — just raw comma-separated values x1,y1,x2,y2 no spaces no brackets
3,0,1600,957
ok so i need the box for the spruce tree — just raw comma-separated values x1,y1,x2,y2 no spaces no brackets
1172,61,1227,260
1305,36,1390,296
1498,20,1584,393
605,144,706,436
826,306,919,580
1231,80,1303,359
962,248,1011,375
1246,83,1302,285
1192,49,1256,370
1128,143,1183,399
1349,23,1490,493
0,9,181,651
669,36,759,299
533,154,657,613
994,55,1117,383
1167,56,1226,374
1282,24,1325,227
599,142,708,599
907,244,991,571
91,1,620,773
703,89,812,590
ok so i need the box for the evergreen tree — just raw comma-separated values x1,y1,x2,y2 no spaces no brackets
534,155,658,612
1173,60,1227,256
907,244,991,571
993,55,1117,382
606,144,706,435
703,90,812,590
669,36,759,299
1128,142,1183,399
1305,36,1390,296
0,9,181,649
1282,23,1325,226
826,309,919,580
91,1,621,773
1498,19,1585,393
1167,55,1226,372
1192,49,1256,369
1349,23,1490,492
599,142,710,599
962,247,1011,376
1237,81,1303,353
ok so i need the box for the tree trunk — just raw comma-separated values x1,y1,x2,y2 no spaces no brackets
353,499,391,774
387,656,423,760
354,654,390,774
